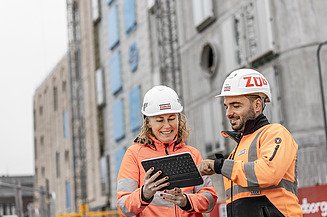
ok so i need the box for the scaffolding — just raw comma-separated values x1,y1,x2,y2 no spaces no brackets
66,0,87,209
155,0,183,98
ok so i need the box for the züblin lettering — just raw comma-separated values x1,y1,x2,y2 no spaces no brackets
301,198,327,217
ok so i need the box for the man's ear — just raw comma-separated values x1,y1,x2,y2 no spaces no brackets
254,98,263,113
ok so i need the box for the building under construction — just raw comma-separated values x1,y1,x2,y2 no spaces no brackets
33,0,327,216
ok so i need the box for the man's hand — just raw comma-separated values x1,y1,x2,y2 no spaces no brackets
198,159,215,176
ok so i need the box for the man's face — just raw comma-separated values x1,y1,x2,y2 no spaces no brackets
223,95,256,132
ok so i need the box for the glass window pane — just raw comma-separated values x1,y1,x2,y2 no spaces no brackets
110,51,122,94
113,99,125,141
108,5,120,49
129,85,142,132
124,0,136,34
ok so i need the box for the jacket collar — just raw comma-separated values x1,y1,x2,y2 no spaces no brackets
222,114,269,143
134,134,183,151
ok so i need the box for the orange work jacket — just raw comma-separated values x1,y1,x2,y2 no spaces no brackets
221,121,302,217
117,137,217,217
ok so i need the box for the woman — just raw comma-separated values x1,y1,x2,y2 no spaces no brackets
117,85,217,217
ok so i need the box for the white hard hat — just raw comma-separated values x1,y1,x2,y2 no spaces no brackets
216,68,271,102
141,85,183,116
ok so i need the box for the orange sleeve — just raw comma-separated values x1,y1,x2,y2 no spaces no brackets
222,125,298,188
116,147,149,216
185,149,218,213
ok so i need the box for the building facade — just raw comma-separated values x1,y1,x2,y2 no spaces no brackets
175,0,327,200
33,54,75,215
34,0,327,214
0,176,34,216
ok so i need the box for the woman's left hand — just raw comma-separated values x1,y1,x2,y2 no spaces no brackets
160,187,187,207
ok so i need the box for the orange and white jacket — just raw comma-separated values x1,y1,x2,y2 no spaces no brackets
117,136,217,217
221,114,302,217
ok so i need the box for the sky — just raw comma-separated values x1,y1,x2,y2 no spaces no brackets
0,0,68,175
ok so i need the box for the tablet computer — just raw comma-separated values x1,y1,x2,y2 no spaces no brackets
141,152,203,190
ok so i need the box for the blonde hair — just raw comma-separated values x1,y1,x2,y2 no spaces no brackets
136,113,191,145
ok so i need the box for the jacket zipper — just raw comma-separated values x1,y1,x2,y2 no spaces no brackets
165,144,169,155
269,145,280,161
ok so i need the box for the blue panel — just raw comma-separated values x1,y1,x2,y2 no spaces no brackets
113,99,125,141
63,111,69,139
128,42,139,72
108,5,120,49
129,86,142,132
106,0,114,5
110,51,122,94
65,181,71,209
115,146,126,176
124,0,137,34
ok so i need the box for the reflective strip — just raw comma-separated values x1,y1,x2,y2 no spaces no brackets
244,162,259,187
201,192,215,213
221,159,234,179
117,195,136,216
225,179,298,200
194,176,213,193
245,130,263,186
151,192,173,207
248,130,263,162
117,178,138,192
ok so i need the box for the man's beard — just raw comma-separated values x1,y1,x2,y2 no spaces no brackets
232,107,256,132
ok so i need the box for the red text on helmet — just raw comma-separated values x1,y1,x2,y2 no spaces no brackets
243,76,268,87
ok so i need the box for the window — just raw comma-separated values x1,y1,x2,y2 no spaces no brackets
62,81,67,92
96,68,105,106
39,106,43,115
53,86,58,111
41,167,45,178
112,99,125,141
100,155,111,195
34,137,37,159
108,4,120,49
129,86,142,132
56,152,60,178
65,181,72,210
128,42,139,72
110,51,122,94
63,111,69,139
40,136,44,146
115,146,126,176
124,0,136,34
192,0,215,31
92,0,101,23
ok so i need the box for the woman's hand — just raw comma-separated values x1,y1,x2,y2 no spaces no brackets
143,167,170,200
160,187,187,207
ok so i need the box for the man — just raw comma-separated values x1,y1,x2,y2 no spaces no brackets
199,69,302,217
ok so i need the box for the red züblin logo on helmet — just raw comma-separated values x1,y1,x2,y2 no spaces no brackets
224,86,231,91
159,103,171,110
243,76,268,87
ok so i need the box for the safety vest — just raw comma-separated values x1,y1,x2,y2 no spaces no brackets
117,137,218,217
221,123,303,217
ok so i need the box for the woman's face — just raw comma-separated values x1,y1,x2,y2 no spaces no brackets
148,113,179,143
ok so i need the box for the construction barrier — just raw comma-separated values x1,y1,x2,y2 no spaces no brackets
55,204,122,217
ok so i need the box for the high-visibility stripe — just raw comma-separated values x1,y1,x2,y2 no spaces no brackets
117,178,138,192
151,192,174,207
221,159,234,179
201,192,215,212
225,179,298,200
117,195,137,216
245,130,264,186
244,162,259,187
248,130,263,162
194,176,213,193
